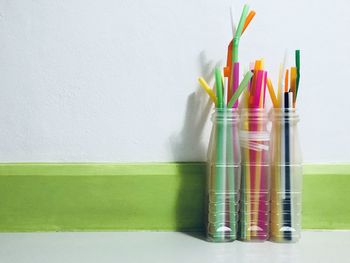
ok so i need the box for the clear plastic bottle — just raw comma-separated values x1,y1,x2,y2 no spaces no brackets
239,108,270,241
269,108,302,242
206,108,241,242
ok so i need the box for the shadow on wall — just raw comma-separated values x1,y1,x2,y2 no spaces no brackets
169,51,219,236
170,51,220,161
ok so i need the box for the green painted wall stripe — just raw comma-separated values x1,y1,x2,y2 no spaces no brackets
0,163,205,176
303,163,350,175
0,163,349,232
303,173,350,229
2,163,348,176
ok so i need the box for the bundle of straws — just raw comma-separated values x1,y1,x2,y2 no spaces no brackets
238,58,270,241
198,4,255,109
198,3,302,242
198,4,256,242
269,50,301,242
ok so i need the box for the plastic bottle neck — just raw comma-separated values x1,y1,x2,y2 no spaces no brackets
211,108,239,124
239,108,268,122
270,108,300,123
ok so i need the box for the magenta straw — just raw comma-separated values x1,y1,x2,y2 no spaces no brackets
253,70,263,107
263,71,267,107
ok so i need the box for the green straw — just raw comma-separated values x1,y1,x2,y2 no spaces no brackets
295,50,300,98
212,68,226,241
227,71,253,108
232,4,249,63
215,68,224,108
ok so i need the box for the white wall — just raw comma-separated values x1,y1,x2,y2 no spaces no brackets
0,0,349,163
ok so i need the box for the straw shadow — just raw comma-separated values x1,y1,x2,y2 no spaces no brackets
169,51,219,240
170,51,219,161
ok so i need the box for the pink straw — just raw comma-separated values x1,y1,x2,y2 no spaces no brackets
263,71,267,107
252,70,263,107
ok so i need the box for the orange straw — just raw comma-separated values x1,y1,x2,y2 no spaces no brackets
224,41,233,104
284,69,289,92
242,11,256,34
290,67,297,106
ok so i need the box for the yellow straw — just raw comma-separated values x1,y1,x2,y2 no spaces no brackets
198,77,218,106
267,78,278,108
243,116,251,240
253,66,265,237
277,64,284,108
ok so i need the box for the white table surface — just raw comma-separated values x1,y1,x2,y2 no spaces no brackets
0,231,349,263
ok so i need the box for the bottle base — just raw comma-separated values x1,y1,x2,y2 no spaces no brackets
269,235,300,243
207,234,237,242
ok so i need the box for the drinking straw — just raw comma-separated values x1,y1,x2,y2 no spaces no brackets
248,60,262,106
198,77,218,106
222,72,227,105
241,109,251,240
239,69,254,239
252,70,264,237
213,68,226,241
225,7,254,103
252,70,264,107
225,42,233,104
233,4,249,62
227,71,253,108
215,68,224,108
284,69,289,93
225,67,237,238
267,78,278,108
231,62,240,107
262,71,267,107
278,53,289,239
240,88,250,109
295,50,301,99
290,67,297,106
230,6,237,38
277,64,284,108
242,10,256,34
283,92,293,241
278,51,288,107
256,72,268,239
270,110,281,241
227,8,237,231
239,67,260,239
226,117,235,239
225,7,237,104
